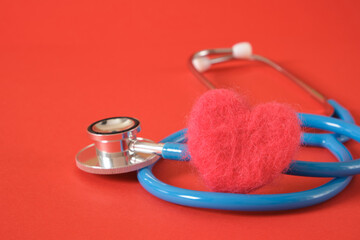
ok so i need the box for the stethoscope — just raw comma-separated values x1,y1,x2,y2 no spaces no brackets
76,42,360,211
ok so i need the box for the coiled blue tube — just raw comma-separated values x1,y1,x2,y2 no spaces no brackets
137,100,356,211
287,99,357,177
138,129,352,211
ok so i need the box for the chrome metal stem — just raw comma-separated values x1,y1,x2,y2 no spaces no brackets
130,140,164,155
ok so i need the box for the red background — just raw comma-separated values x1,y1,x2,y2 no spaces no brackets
1,1,360,239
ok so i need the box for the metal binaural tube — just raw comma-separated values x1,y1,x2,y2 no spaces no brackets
189,44,334,116
251,54,328,104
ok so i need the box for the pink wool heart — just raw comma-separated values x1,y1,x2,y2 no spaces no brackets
187,89,301,193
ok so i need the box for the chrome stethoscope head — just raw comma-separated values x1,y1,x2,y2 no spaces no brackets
76,117,162,174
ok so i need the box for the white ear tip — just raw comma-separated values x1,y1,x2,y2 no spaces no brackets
232,42,252,59
192,56,211,72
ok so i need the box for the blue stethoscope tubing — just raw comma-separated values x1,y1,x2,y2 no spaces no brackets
137,99,359,211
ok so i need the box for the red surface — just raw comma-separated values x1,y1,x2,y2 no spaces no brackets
1,1,360,239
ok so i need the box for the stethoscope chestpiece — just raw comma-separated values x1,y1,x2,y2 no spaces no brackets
76,117,161,174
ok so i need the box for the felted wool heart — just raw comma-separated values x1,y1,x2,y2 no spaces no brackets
187,89,301,193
